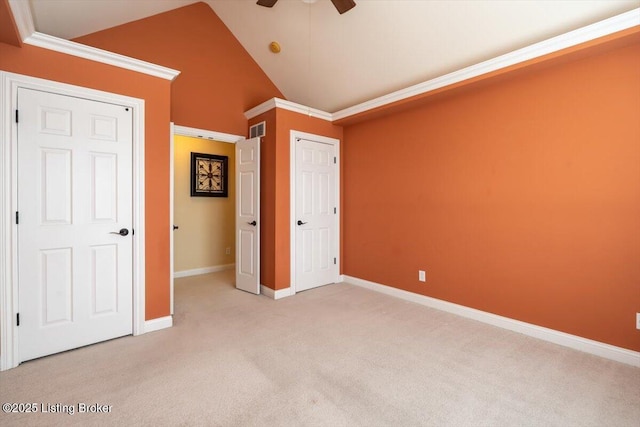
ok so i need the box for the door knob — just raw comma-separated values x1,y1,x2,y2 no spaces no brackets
173,225,179,230
297,220,307,226
110,228,129,236
248,221,257,226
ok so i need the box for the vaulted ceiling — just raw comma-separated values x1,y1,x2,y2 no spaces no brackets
27,0,640,112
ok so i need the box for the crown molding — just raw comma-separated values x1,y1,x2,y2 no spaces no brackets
8,0,180,81
24,33,181,81
244,97,333,122
11,0,637,120
244,98,277,119
173,125,244,143
331,8,640,121
245,9,639,124
7,0,35,41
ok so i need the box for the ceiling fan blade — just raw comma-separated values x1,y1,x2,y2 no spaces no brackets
330,0,356,14
256,0,278,7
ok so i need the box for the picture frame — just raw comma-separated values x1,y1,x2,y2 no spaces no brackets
190,152,228,197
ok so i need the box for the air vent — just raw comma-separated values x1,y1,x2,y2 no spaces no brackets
249,121,266,138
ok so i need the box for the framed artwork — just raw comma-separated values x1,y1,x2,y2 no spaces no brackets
190,152,228,197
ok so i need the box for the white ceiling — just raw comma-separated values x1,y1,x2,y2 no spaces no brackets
29,0,640,112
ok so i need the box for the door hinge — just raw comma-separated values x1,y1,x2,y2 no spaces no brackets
16,313,20,326
132,228,135,236
334,157,336,164
15,211,19,224
15,110,19,123
334,207,337,214
334,257,337,265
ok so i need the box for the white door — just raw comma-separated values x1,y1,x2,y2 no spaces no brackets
17,88,133,362
294,138,338,292
235,137,260,294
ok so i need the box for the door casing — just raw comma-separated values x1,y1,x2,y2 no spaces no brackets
0,72,146,371
169,123,175,315
290,130,341,294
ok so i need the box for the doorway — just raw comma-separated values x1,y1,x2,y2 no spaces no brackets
170,126,244,313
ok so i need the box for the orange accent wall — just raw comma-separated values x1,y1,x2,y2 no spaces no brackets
0,42,172,320
0,0,21,47
342,37,640,351
74,2,283,136
251,109,277,290
250,109,343,290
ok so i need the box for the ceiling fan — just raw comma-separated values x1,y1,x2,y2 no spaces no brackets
257,0,356,15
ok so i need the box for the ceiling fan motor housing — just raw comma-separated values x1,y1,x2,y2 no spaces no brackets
256,0,356,14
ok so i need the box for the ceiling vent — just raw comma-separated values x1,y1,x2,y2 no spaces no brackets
249,121,266,139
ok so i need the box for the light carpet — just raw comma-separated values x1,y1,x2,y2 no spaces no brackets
0,270,638,426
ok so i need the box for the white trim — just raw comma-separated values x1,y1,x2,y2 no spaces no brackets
174,264,235,279
242,9,640,123
131,92,146,339
332,8,640,121
244,99,276,119
8,0,640,120
260,285,293,300
244,98,332,122
173,125,244,143
344,275,640,367
22,33,180,81
0,72,13,372
290,131,341,295
0,72,146,370
169,122,175,316
7,0,35,41
144,316,173,334
6,0,181,81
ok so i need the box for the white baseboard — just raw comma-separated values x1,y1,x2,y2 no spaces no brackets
260,285,293,300
343,275,640,367
144,315,173,334
174,263,235,278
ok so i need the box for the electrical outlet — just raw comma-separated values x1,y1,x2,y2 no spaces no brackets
225,247,231,255
418,270,426,282
636,313,640,330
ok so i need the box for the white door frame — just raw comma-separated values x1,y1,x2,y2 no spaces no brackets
0,72,146,371
290,130,341,294
169,122,175,315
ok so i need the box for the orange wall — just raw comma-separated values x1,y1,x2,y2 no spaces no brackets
250,109,277,290
250,109,343,290
342,38,640,351
0,42,172,320
0,0,21,47
74,2,282,136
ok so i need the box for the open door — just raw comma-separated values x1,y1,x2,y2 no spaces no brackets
235,138,260,294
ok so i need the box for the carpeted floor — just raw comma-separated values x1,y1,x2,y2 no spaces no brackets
1,270,638,426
